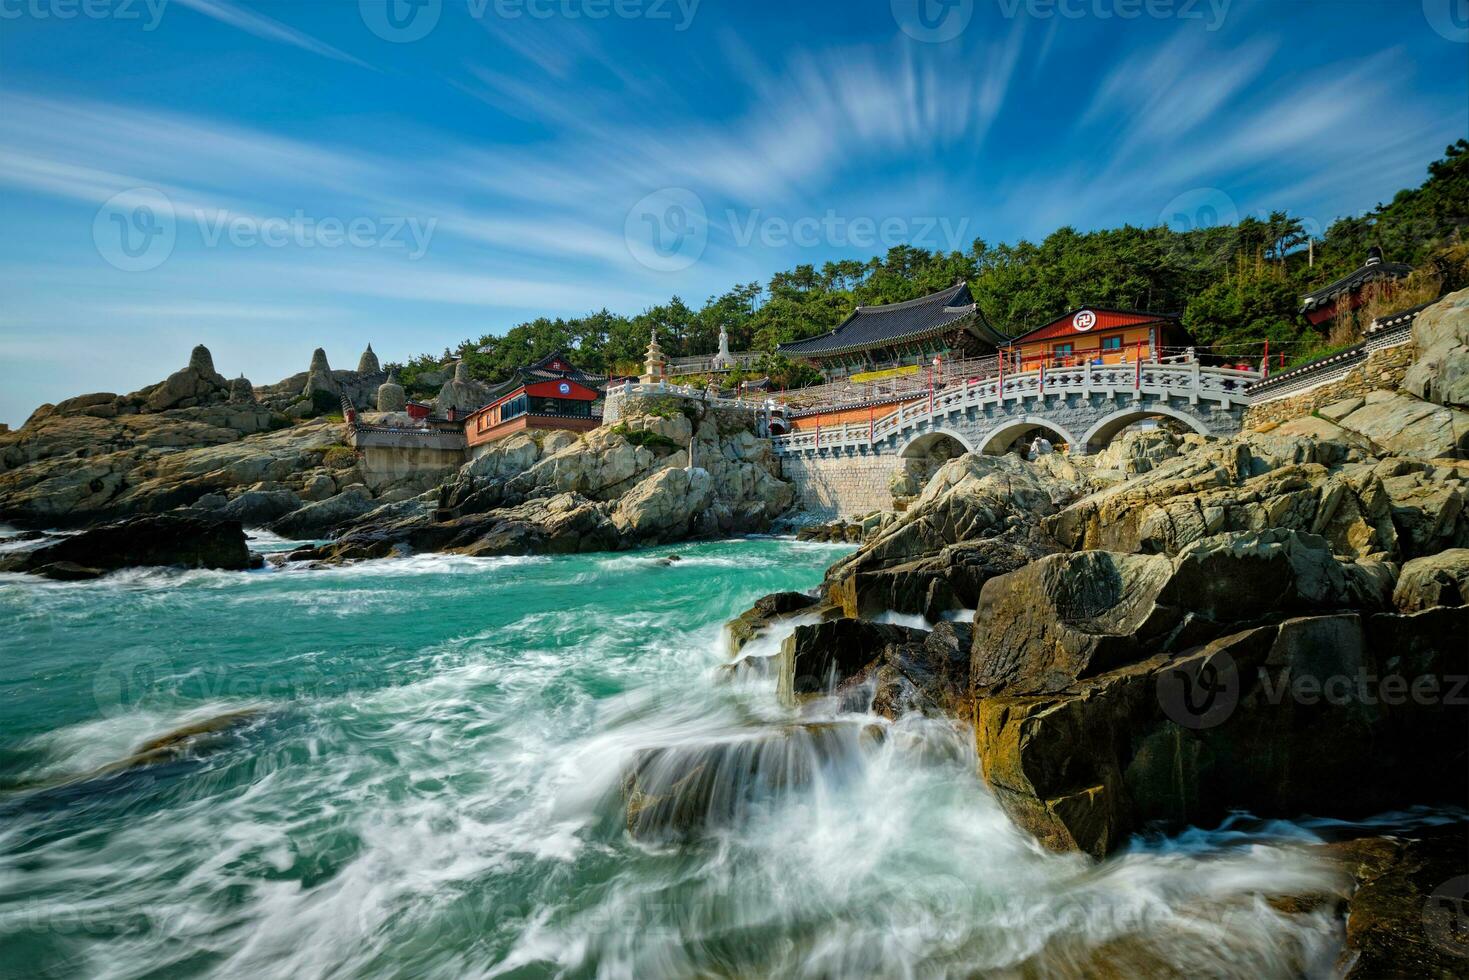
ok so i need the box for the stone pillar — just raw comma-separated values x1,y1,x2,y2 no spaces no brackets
228,375,256,403
189,344,218,376
303,348,338,396
377,371,406,412
357,343,381,375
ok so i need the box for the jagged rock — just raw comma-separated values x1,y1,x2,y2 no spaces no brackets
1320,824,1469,979
776,618,926,705
228,376,256,404
870,621,973,719
828,536,1046,620
0,514,250,574
214,489,304,526
1322,389,1469,459
725,591,831,655
621,722,881,840
824,453,1084,619
1047,432,1468,560
610,466,713,540
269,486,376,539
971,529,1394,699
144,345,231,412
1086,429,1197,478
1393,548,1469,611
1403,286,1469,409
433,361,490,417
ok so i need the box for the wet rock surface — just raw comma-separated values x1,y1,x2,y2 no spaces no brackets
0,514,252,576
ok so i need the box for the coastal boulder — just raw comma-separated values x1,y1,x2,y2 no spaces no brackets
1403,286,1469,409
777,618,926,705
0,514,251,574
823,453,1082,620
621,722,879,840
1393,548,1469,610
971,529,1395,698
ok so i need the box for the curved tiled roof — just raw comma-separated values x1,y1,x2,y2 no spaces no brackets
1300,249,1414,313
777,282,1007,358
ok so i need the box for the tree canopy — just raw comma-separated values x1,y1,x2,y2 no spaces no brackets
392,141,1468,395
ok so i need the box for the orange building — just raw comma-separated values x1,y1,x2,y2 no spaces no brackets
1002,308,1193,371
463,351,605,455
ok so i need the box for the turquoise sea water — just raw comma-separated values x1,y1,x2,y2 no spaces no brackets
0,533,1366,978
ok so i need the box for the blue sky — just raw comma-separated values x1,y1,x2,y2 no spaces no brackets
0,0,1465,426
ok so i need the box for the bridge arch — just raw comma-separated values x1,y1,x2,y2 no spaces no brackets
1079,405,1211,453
899,429,976,459
977,416,1080,456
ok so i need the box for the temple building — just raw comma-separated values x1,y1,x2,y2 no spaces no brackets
1003,308,1193,371
776,281,1008,379
463,350,604,454
1299,246,1415,326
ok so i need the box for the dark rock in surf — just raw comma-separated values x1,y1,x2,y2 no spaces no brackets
621,722,882,840
0,514,251,576
777,619,926,706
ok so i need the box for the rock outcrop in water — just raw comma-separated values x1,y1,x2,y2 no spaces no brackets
0,514,253,579
730,290,1469,875
292,397,795,563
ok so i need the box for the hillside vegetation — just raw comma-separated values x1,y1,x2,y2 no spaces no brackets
394,141,1469,395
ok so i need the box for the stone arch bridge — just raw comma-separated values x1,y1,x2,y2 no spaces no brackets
773,359,1259,516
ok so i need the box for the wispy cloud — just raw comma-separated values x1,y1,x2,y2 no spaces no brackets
171,0,371,68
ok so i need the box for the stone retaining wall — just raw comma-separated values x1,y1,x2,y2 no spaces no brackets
780,453,897,518
1244,343,1416,430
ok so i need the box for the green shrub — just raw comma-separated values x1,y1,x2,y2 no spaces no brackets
610,423,680,451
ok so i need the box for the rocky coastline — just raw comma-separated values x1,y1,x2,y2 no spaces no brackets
720,289,1469,974
2,291,1467,974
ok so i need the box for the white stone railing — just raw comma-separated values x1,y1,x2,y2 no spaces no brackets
602,379,771,424
665,351,763,376
772,361,1262,455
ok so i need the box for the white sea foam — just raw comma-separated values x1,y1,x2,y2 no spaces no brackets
0,538,1399,979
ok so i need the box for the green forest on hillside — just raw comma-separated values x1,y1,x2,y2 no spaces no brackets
392,140,1468,394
